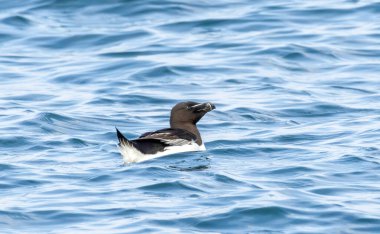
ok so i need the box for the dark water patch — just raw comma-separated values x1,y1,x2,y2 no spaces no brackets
28,158,59,165
330,85,376,94
358,2,380,14
255,45,339,63
0,176,48,189
166,154,211,171
31,30,151,51
209,138,265,148
0,72,24,80
253,146,311,155
131,65,180,79
330,171,380,182
277,102,371,118
213,173,248,186
31,34,106,50
228,107,276,121
88,207,149,217
87,174,113,183
2,15,32,29
101,43,191,57
360,146,380,154
225,78,245,84
13,177,41,186
169,65,230,74
195,206,290,231
121,2,194,18
278,178,316,189
40,188,84,196
290,7,354,18
196,41,246,50
41,138,83,149
0,163,18,171
94,87,124,95
14,178,46,187
268,166,318,176
351,217,380,233
86,97,116,105
210,146,258,156
100,51,147,58
169,164,209,172
94,0,199,18
233,21,283,32
89,60,153,78
138,181,205,194
0,114,24,123
0,33,17,43
30,209,94,224
0,183,18,190
116,94,172,105
36,112,74,124
27,0,109,11
264,32,319,42
200,121,235,130
95,31,152,45
346,49,380,59
310,187,363,196
282,52,311,62
272,131,352,144
239,112,280,122
0,136,31,148
334,154,380,166
282,6,374,25
67,138,88,147
3,94,56,102
0,210,32,221
118,165,175,178
158,18,251,32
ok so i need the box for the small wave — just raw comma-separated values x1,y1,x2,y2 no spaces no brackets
36,112,74,124
194,206,291,231
277,102,372,118
138,181,205,194
2,94,56,102
2,16,32,29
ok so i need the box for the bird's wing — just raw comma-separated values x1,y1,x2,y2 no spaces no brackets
137,128,197,146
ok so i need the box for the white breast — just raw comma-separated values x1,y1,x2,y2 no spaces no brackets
118,141,206,163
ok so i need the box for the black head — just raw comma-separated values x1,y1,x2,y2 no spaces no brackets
170,101,216,126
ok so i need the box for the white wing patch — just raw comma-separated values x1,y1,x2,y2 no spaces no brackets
139,132,194,147
159,138,191,146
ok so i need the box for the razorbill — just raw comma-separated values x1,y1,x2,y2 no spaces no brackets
116,101,215,163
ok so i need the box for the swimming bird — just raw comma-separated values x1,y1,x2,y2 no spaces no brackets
116,101,215,163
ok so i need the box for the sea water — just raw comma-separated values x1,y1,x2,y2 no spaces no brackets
1,0,380,233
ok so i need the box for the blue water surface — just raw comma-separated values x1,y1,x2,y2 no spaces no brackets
1,0,380,233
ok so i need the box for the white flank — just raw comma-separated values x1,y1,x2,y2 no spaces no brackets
118,141,206,163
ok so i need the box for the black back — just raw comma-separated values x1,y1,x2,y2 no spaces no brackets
131,139,170,154
131,128,197,154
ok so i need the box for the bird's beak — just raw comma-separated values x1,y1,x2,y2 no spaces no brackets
188,102,216,113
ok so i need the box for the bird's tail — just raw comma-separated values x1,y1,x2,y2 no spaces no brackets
116,127,143,163
116,127,133,147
